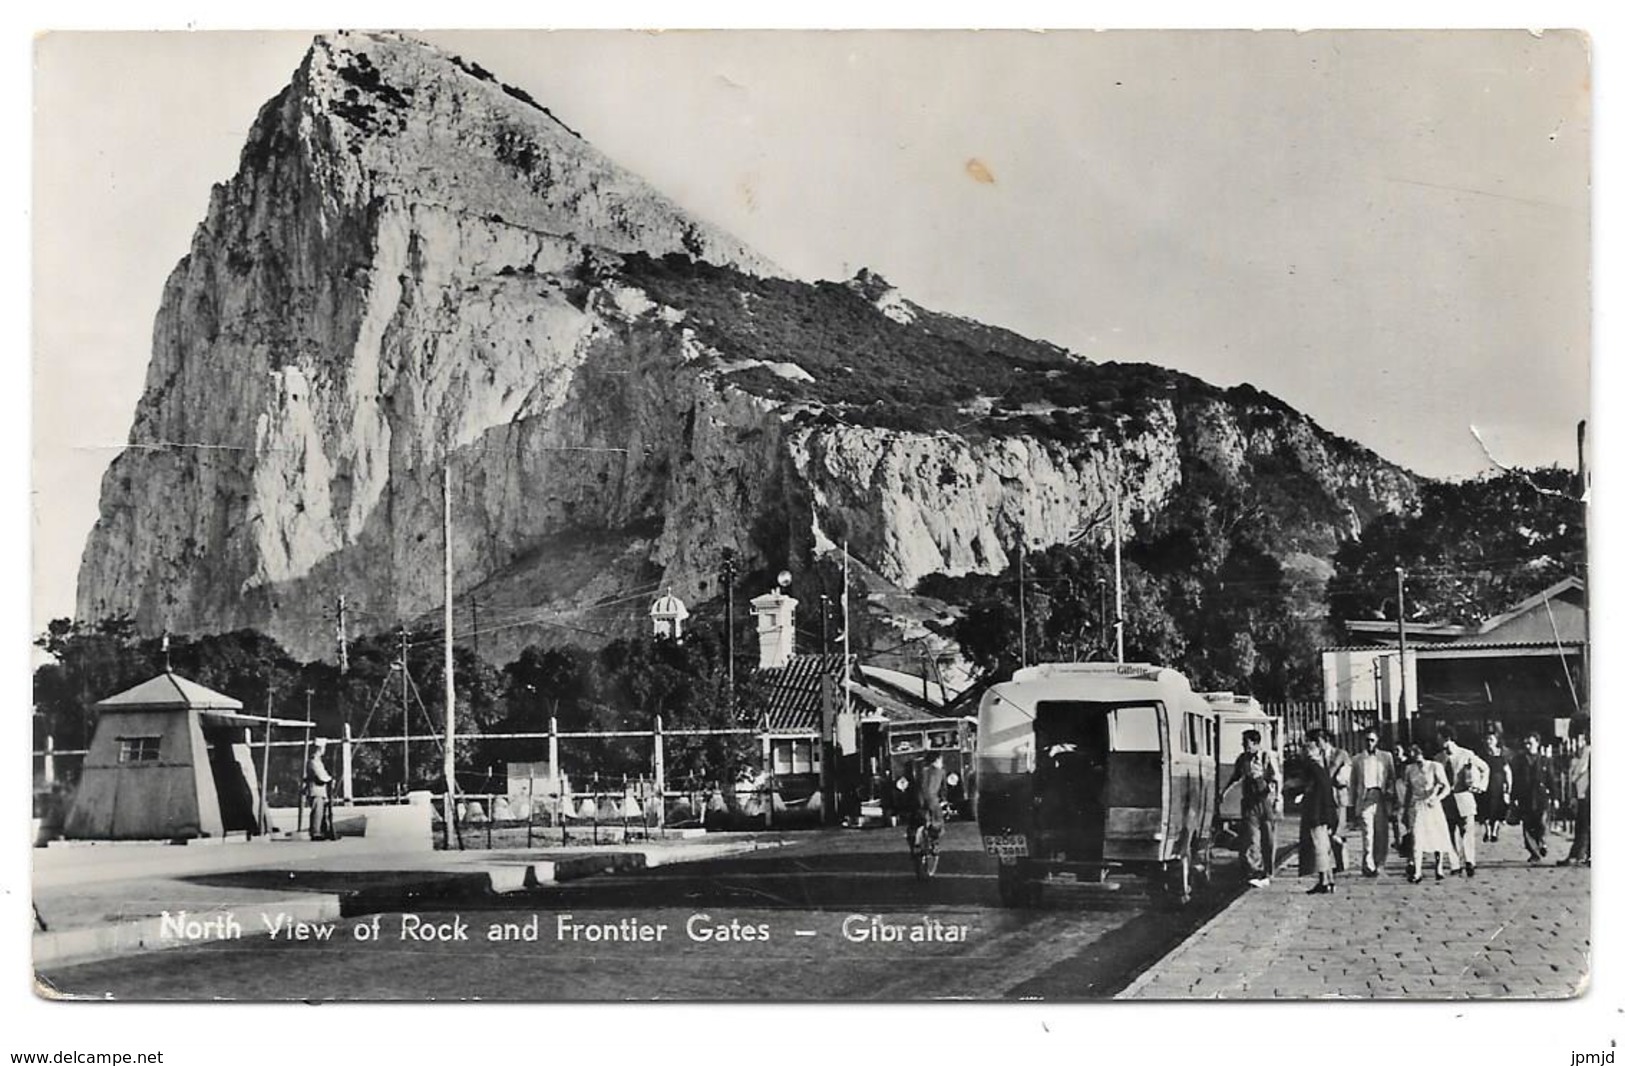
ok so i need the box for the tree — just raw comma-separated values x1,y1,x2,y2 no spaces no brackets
33,617,159,749
1328,467,1584,626
500,644,592,741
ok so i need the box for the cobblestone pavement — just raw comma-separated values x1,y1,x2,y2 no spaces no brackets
1120,821,1590,999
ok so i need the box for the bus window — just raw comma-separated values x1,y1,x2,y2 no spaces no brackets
890,732,924,754
1108,705,1161,752
927,730,956,749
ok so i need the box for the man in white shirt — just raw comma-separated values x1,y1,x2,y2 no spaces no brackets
1349,728,1397,875
1439,725,1488,877
1559,728,1590,866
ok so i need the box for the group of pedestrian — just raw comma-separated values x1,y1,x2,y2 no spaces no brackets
1509,728,1592,868
1225,721,1589,896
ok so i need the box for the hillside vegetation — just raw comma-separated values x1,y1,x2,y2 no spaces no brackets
616,252,1252,441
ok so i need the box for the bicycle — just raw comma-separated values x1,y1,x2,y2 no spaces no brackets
908,819,942,879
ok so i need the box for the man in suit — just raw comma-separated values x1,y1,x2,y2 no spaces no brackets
1511,731,1559,864
1349,728,1397,876
1322,732,1353,873
1558,727,1590,867
1439,724,1489,877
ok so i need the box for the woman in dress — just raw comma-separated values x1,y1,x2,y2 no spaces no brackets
1397,742,1457,882
1301,741,1340,895
1480,732,1511,843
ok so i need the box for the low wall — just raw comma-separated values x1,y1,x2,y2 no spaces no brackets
266,802,433,850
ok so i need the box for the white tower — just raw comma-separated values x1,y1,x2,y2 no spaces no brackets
750,574,798,669
650,590,689,641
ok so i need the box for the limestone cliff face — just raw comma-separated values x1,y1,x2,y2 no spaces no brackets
78,32,1416,663
78,31,778,657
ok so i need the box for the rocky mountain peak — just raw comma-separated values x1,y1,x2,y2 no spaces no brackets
77,32,1417,673
250,31,780,276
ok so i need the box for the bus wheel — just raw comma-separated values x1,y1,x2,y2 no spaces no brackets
996,862,1031,908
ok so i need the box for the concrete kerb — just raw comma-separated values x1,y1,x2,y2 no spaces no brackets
34,837,787,970
33,895,346,972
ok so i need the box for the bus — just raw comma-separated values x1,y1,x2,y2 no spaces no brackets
880,717,977,820
976,662,1219,906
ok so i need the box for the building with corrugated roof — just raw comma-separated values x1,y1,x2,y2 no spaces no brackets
1320,577,1588,739
744,585,962,815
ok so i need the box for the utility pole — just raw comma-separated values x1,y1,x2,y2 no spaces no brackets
820,594,831,657
400,627,410,793
1017,535,1028,669
842,541,852,720
1097,579,1108,660
1578,419,1590,696
442,460,457,850
298,689,314,835
927,653,950,705
1395,567,1409,745
258,689,274,836
1111,447,1125,664
721,550,737,718
469,594,482,730
336,593,349,676
334,595,350,771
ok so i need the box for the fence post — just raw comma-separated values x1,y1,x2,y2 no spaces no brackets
341,723,354,801
42,735,55,787
548,716,560,803
759,731,774,828
653,715,666,830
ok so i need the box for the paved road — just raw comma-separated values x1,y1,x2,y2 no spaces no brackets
38,824,1241,1001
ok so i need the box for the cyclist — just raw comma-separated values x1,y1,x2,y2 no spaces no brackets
908,751,949,848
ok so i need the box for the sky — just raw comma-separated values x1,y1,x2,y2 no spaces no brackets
30,29,1592,632
8,4,1620,1064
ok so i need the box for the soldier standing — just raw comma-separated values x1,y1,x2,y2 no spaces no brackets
306,738,337,841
